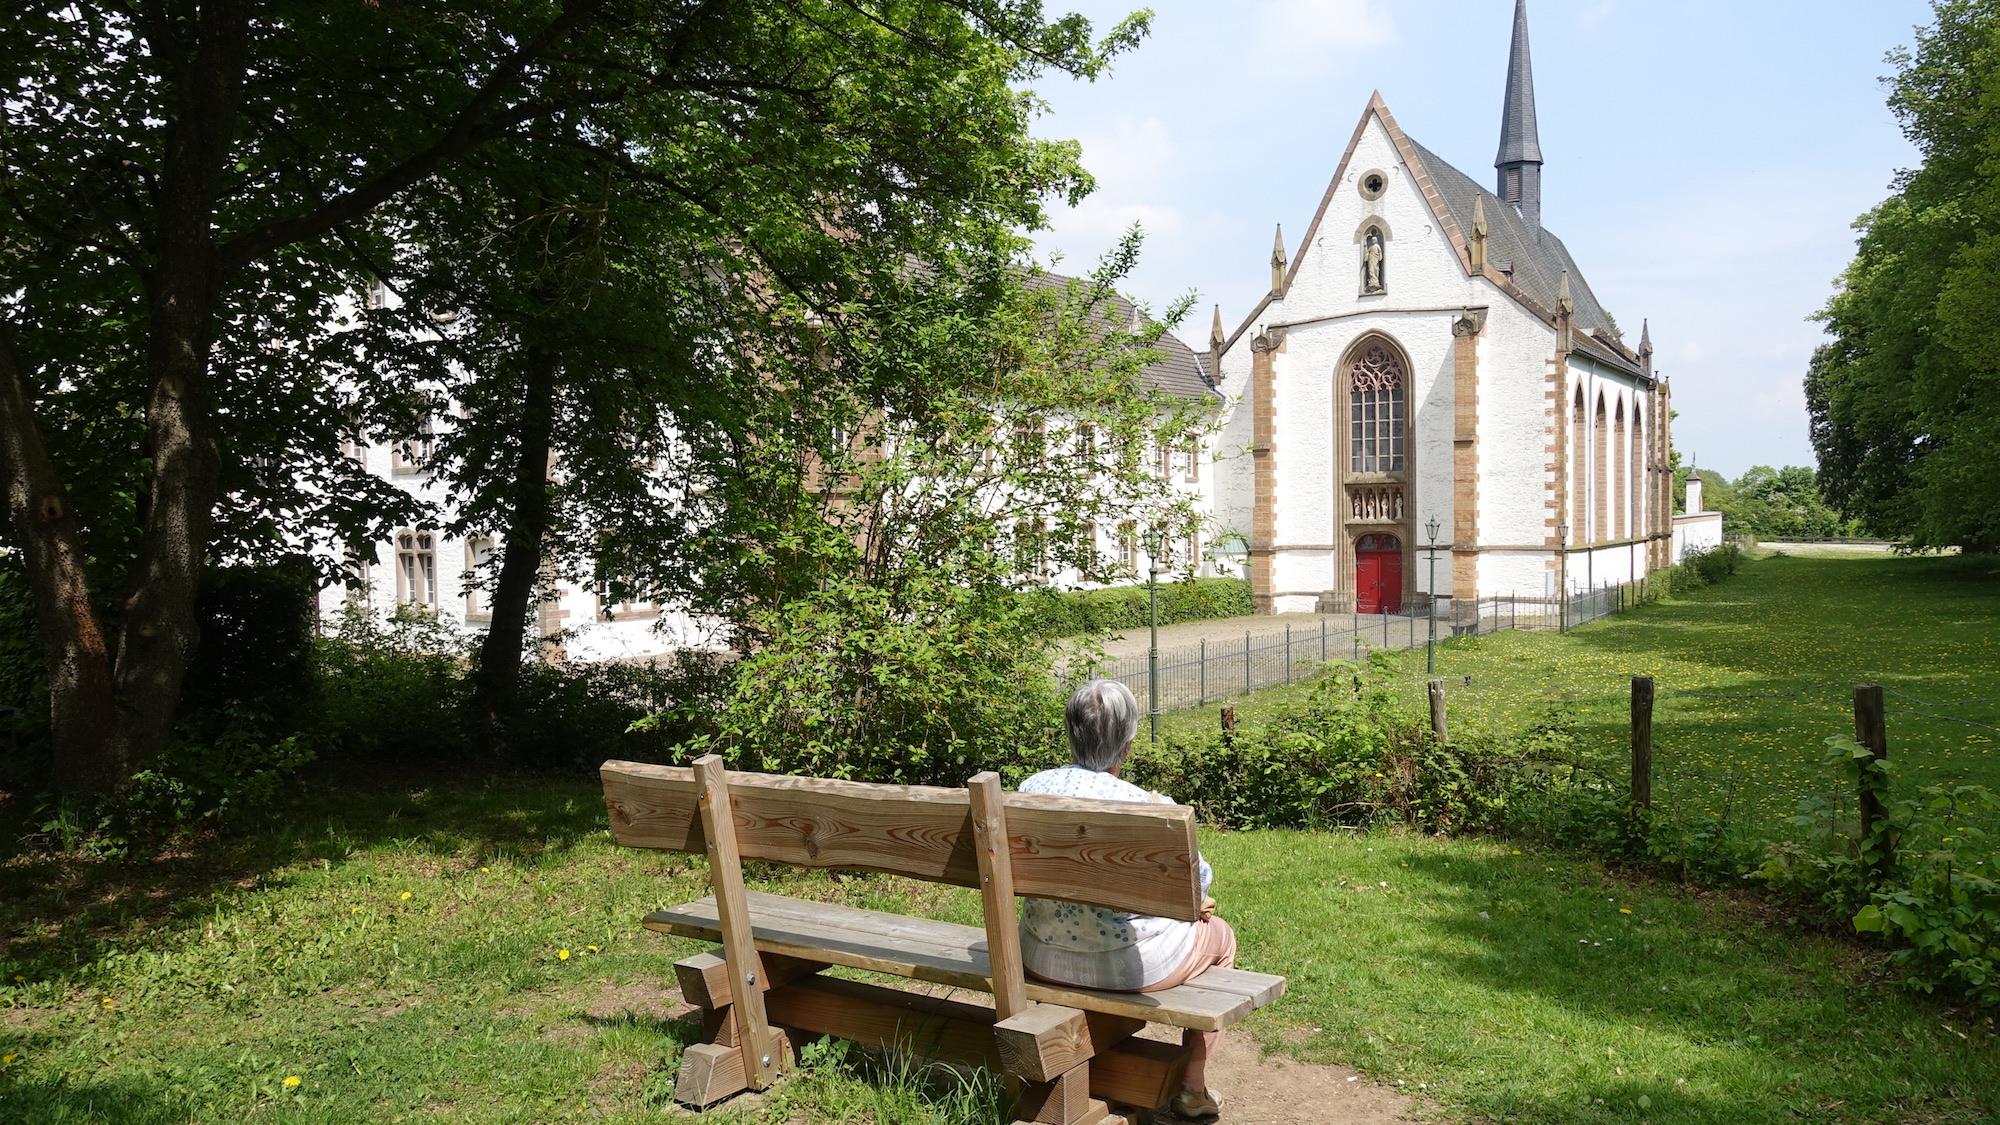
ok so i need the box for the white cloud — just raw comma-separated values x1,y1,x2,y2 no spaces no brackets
1251,0,1396,52
1038,117,1185,253
1580,1,1618,29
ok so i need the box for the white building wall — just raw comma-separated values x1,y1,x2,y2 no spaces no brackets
1476,295,1562,598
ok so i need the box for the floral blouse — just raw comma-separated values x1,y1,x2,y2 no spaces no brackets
1015,765,1213,991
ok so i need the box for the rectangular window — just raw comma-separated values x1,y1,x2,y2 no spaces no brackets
595,569,662,620
394,530,438,608
463,537,496,619
392,416,434,476
1014,519,1047,577
1080,521,1098,562
1182,435,1200,483
1117,521,1137,572
1013,422,1045,468
342,544,374,607
1349,386,1406,473
1075,424,1096,469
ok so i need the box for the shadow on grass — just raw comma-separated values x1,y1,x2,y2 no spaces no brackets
0,770,622,980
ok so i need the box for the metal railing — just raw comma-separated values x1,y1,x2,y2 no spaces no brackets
1069,578,1677,718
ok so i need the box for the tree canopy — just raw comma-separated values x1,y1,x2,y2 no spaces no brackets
1809,0,2000,551
0,0,1157,792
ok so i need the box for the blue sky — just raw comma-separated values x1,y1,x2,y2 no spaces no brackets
1026,0,1934,478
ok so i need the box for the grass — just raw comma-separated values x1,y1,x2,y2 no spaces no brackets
3,775,1998,1124
1164,550,2000,842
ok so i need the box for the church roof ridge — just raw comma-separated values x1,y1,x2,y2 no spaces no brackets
1404,135,1628,362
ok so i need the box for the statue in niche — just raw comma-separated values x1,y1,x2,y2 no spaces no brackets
1362,228,1385,294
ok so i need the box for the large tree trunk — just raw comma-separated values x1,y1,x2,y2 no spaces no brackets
0,333,120,793
471,339,561,719
0,6,247,793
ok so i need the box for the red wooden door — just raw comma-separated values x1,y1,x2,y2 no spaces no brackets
1355,533,1404,613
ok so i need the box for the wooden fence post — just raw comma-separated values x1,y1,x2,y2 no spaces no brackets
1629,676,1654,814
1853,683,1889,881
1427,679,1447,745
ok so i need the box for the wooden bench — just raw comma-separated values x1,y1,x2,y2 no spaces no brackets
600,755,1285,1125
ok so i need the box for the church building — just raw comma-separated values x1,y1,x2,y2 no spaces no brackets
1209,0,1674,618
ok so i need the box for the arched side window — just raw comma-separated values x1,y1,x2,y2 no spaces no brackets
1570,387,1586,545
1593,393,1609,544
1614,399,1627,541
1632,404,1646,540
1348,343,1406,473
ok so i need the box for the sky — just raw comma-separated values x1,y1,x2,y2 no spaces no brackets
1024,0,1934,478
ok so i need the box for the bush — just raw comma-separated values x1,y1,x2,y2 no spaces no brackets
680,574,1068,787
508,653,729,771
311,603,474,766
1019,577,1253,637
1125,663,1600,834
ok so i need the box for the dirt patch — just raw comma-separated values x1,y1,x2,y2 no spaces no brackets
582,980,684,1023
1142,1027,1423,1125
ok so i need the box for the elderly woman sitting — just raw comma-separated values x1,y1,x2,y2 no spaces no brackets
1016,679,1233,1121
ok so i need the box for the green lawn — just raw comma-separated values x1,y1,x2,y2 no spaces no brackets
3,777,1996,1123
1167,551,2000,840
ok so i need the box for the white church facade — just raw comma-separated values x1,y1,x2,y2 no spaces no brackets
1206,0,1678,618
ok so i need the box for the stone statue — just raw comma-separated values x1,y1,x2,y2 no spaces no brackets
1362,230,1385,293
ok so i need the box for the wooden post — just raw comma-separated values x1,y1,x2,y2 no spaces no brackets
692,754,784,1091
1854,683,1888,879
1427,679,1447,745
967,773,1028,1022
1630,675,1654,813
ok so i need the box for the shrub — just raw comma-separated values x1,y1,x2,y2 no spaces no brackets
508,653,729,771
1125,663,1597,834
680,573,1067,787
1018,578,1252,637
311,603,474,765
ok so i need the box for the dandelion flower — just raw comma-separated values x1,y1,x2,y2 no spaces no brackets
1619,907,1633,915
399,891,413,902
585,945,600,953
9,974,21,982
283,1075,302,1089
479,867,490,874
558,949,572,961
1510,849,1522,856
100,996,116,1009
2,1053,17,1065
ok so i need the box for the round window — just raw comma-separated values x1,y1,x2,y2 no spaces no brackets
1358,169,1388,200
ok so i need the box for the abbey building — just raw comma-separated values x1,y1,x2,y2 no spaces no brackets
1208,0,1678,616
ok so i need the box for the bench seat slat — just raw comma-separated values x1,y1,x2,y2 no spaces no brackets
644,892,1283,1033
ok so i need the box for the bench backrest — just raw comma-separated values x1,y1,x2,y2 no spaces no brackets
601,759,1203,921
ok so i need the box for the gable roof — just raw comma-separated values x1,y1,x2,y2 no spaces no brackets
1022,270,1216,399
1405,138,1621,343
1225,93,1645,380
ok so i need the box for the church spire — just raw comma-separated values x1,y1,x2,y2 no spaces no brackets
1210,303,1226,348
1494,0,1544,234
1270,224,1288,296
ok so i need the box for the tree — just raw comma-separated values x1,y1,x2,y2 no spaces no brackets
1809,0,2000,551
0,1,1149,792
684,231,1217,786
361,4,1147,720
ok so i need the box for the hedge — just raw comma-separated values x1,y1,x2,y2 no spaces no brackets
1019,577,1253,637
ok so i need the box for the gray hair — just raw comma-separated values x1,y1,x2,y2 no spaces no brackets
1065,679,1139,772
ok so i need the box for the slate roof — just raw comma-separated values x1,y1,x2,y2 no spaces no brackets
1405,137,1636,374
1021,270,1216,399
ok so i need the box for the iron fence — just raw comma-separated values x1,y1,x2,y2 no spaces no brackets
1068,576,1680,718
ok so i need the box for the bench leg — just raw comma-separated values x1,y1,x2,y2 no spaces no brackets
675,1004,795,1107
1014,1061,1126,1125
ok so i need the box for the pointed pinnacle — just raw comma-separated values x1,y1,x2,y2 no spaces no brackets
1271,223,1288,266
1472,195,1488,238
1639,317,1653,352
1556,270,1575,317
1211,303,1225,346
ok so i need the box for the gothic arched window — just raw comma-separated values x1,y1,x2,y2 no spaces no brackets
1349,343,1406,473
